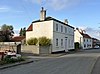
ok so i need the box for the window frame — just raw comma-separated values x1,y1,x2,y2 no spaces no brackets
56,38,58,46
61,39,63,46
56,24,58,31
61,25,63,32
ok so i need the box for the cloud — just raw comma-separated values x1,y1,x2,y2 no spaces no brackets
24,0,41,4
24,0,81,10
47,0,80,10
14,29,19,36
0,6,23,13
79,27,100,39
0,7,10,12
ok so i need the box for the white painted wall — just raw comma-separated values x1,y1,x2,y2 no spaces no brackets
26,20,74,52
83,38,92,49
52,21,74,52
74,30,83,43
74,29,92,49
26,20,53,40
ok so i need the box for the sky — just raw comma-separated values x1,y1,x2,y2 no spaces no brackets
0,0,100,39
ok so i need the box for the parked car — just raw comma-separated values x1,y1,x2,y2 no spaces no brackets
94,45,100,49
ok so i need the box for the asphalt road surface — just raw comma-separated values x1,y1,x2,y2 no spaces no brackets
1,49,100,74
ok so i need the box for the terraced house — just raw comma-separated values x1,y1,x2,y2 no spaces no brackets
74,28,92,49
26,7,74,53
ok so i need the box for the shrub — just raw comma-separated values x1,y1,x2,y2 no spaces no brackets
38,37,51,46
1,56,25,64
27,38,38,45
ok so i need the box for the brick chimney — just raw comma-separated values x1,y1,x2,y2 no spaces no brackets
40,7,46,21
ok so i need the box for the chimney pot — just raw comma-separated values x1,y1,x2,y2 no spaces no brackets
64,19,68,24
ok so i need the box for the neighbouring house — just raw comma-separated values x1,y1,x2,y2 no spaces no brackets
26,7,74,53
11,36,25,45
92,38,100,48
74,28,92,49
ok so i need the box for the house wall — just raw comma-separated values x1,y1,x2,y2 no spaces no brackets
26,20,74,52
74,30,92,49
52,21,74,52
26,20,53,40
83,38,92,49
74,30,83,43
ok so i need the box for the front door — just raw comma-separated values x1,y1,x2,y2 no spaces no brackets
65,39,68,52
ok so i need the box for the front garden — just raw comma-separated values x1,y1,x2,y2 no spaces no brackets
0,50,25,65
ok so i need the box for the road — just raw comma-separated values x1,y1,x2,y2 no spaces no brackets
1,49,100,74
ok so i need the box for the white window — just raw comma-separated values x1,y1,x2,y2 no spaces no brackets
65,27,67,33
56,24,58,31
61,39,63,46
56,38,58,46
84,39,85,42
69,39,70,48
61,25,63,32
71,40,73,47
87,39,88,42
90,40,91,42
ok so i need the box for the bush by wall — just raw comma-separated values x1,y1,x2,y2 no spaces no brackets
39,37,51,46
0,57,25,65
27,38,38,45
27,37,51,46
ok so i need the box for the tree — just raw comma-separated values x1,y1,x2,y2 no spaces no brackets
19,27,26,36
23,27,26,36
0,24,14,41
19,28,23,36
1,24,8,31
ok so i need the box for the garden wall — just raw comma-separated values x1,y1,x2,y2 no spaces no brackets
21,45,52,55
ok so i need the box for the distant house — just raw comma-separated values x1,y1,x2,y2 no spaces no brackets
74,28,92,49
26,7,74,53
11,36,25,45
92,38,100,48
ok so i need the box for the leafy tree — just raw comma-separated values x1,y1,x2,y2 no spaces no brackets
19,28,23,36
0,24,14,41
19,27,26,36
22,27,26,36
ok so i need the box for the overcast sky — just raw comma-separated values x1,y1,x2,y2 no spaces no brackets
0,0,100,39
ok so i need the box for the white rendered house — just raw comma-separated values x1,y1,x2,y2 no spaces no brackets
74,28,92,49
26,7,74,52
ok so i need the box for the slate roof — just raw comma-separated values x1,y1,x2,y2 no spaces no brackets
32,16,74,29
81,33,91,39
76,28,91,39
